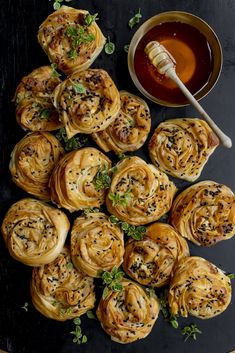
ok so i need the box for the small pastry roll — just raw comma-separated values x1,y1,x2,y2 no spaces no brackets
50,147,112,212
31,246,95,320
71,212,124,277
169,256,232,319
1,198,69,266
38,6,106,75
148,118,219,182
9,132,64,201
170,180,235,246
96,279,160,343
53,68,120,138
123,223,189,287
92,91,151,153
13,66,63,131
106,156,176,225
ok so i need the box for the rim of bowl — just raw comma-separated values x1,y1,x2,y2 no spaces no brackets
128,11,223,107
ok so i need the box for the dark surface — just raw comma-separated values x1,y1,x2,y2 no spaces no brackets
0,0,235,353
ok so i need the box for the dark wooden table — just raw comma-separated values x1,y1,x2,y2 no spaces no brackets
0,1,235,353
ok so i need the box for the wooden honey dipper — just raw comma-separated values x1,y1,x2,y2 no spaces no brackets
145,41,232,148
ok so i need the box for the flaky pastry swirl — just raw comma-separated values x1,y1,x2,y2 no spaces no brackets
53,68,120,138
123,223,189,287
31,246,95,320
1,198,69,266
96,279,160,343
106,156,177,225
13,66,62,131
71,212,124,277
9,132,64,201
38,6,106,75
148,118,219,182
170,180,235,246
169,256,232,319
92,91,151,153
50,147,111,212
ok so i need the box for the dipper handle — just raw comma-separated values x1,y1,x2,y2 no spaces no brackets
145,41,232,148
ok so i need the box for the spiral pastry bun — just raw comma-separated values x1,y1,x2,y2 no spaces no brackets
123,223,189,287
1,198,70,266
170,180,235,246
71,212,124,277
31,246,95,320
50,147,111,212
13,66,62,131
9,132,64,201
169,256,232,319
96,279,160,343
53,69,120,138
92,91,151,153
38,6,106,75
148,118,219,182
106,156,176,225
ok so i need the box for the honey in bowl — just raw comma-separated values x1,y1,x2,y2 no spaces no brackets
134,21,214,105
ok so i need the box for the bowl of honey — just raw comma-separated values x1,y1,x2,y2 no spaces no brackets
128,11,223,107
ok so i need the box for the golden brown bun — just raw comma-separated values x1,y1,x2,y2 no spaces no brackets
37,6,105,75
13,66,63,131
106,156,176,225
1,198,70,266
123,223,189,287
149,118,219,182
71,212,124,277
170,180,235,246
96,279,160,343
9,132,64,201
31,246,95,320
50,147,111,212
169,256,232,319
92,90,151,153
52,69,120,138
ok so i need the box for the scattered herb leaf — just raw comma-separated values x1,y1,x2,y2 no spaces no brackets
21,302,29,312
86,310,97,320
116,153,128,160
181,324,202,342
56,128,88,152
108,190,132,206
128,8,142,29
124,44,130,53
83,207,101,216
84,13,99,26
93,167,111,191
51,63,61,77
73,82,86,94
108,215,146,240
102,267,124,299
169,315,179,329
39,108,50,120
104,36,115,55
70,317,87,345
145,287,155,297
227,273,234,279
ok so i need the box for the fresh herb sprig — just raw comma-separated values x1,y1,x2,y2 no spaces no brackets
56,128,88,152
83,207,101,216
108,190,132,206
104,37,115,55
93,167,111,191
159,290,179,329
128,8,142,29
66,25,95,59
109,215,146,240
70,317,87,345
181,324,202,342
51,63,61,77
102,267,124,299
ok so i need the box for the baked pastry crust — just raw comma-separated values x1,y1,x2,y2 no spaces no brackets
148,118,219,182
31,246,95,320
38,6,106,75
123,223,189,287
169,256,232,319
170,180,235,246
71,212,124,277
1,198,69,266
106,156,177,225
96,279,160,343
9,132,64,201
50,147,112,212
13,66,62,131
92,90,151,153
53,68,120,138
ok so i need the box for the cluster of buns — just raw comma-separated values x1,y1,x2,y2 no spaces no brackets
2,4,234,346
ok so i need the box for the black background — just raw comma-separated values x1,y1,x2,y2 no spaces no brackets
0,1,235,352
